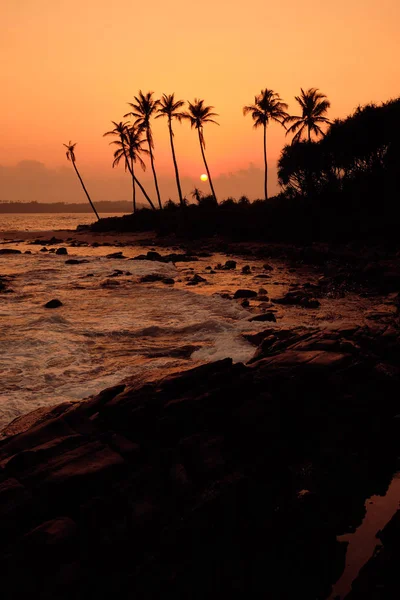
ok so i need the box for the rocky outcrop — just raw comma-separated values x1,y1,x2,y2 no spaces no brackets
1,325,400,599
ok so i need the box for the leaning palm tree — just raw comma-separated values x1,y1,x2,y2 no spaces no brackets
183,99,219,202
63,141,100,220
124,91,162,209
156,93,186,206
103,121,155,211
284,88,331,143
243,89,289,201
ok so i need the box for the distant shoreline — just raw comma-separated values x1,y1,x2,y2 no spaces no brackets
0,201,135,214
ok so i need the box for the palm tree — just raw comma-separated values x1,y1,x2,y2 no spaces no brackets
103,121,155,211
63,141,100,220
284,88,331,143
124,91,162,209
183,99,219,202
243,89,289,201
156,93,186,207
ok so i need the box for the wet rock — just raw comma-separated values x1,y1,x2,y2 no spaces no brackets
187,274,207,285
249,312,277,322
100,279,121,287
40,247,48,252
140,274,175,285
106,251,126,259
241,299,250,308
272,291,320,308
55,247,68,255
65,259,89,265
223,260,237,270
44,299,63,309
0,248,22,255
233,289,258,299
241,265,251,274
29,237,63,245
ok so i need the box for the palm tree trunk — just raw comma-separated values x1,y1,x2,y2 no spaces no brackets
130,158,136,213
198,130,217,203
122,149,155,211
132,172,156,211
72,161,100,220
169,120,184,206
147,130,162,210
263,123,268,201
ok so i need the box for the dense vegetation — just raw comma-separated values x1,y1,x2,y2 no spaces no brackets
62,89,399,242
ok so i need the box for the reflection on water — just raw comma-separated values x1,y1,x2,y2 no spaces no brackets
328,473,400,599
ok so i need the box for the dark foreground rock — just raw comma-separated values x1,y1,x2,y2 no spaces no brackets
1,325,400,599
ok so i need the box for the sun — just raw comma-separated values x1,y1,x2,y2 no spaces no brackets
200,173,208,182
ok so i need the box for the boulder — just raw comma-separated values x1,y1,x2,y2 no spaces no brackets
55,247,68,255
233,289,258,299
44,299,63,309
187,274,207,285
65,259,89,265
0,248,21,255
249,312,277,322
106,251,126,259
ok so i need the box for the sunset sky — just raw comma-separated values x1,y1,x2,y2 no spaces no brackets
1,0,399,203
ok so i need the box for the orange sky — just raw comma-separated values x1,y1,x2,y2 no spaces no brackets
1,0,399,202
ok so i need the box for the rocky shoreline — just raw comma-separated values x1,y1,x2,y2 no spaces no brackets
1,320,400,599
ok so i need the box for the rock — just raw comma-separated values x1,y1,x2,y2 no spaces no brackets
55,247,68,255
272,291,320,308
187,274,207,285
224,260,237,270
241,299,250,308
263,263,273,271
0,248,22,255
249,312,277,322
24,251,32,254
40,247,48,252
106,251,126,259
241,265,251,274
65,259,89,265
233,289,258,299
44,299,63,309
140,274,174,285
101,279,121,287
258,288,268,295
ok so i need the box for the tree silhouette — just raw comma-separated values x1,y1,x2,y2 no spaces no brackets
156,93,186,207
243,89,288,201
285,88,331,143
125,91,162,209
63,141,100,220
103,121,155,211
183,99,219,202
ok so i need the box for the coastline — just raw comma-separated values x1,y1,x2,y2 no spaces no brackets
1,228,400,598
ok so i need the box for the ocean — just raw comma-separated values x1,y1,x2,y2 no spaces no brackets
0,212,119,232
0,214,383,432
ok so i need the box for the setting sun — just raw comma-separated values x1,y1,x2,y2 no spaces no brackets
200,174,208,182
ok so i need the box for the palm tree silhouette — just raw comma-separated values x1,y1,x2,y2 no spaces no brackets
285,88,331,143
103,121,155,211
183,99,219,202
125,91,162,209
156,93,186,207
243,89,288,201
63,141,100,220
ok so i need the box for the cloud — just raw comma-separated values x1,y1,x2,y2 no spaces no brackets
0,160,280,204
